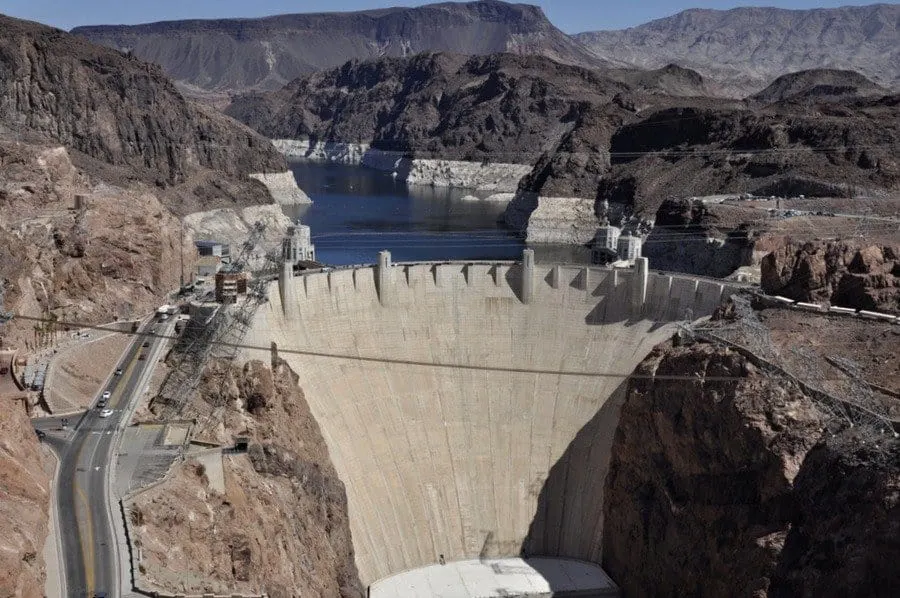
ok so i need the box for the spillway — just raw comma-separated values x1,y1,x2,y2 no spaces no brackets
245,252,735,592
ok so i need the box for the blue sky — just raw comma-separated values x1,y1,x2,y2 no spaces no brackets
1,0,893,33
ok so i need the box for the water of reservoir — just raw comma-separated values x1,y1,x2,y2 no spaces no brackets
284,162,526,266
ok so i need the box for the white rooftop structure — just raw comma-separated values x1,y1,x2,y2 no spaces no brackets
369,557,619,598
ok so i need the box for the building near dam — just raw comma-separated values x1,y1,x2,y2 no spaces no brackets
591,224,642,265
282,220,316,264
247,251,737,597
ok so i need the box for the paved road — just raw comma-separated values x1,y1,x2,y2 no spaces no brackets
35,320,167,598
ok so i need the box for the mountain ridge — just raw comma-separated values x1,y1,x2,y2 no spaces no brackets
72,0,602,95
575,3,900,96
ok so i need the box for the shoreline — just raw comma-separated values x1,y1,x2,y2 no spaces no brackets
273,139,531,195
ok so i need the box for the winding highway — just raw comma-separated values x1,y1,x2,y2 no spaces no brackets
35,319,169,598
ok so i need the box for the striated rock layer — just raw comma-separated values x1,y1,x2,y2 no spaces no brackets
73,0,602,95
575,4,900,96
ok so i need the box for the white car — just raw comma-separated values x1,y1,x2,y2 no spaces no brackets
101,391,111,400
99,409,114,418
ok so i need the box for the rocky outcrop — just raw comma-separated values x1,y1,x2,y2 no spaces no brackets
130,358,363,598
73,1,603,95
770,432,900,596
183,205,295,271
229,52,900,245
760,241,900,313
575,4,900,96
603,339,900,597
503,193,601,244
247,172,311,205
225,52,629,164
0,403,50,598
0,14,285,207
642,198,756,277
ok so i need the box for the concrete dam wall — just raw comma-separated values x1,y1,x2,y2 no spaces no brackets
245,254,738,586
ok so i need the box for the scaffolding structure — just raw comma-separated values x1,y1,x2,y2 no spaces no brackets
151,221,275,420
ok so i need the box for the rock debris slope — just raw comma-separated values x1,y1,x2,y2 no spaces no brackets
72,0,602,95
576,4,900,97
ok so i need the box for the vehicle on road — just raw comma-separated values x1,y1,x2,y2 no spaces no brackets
138,353,146,360
142,340,150,347
97,398,107,408
99,409,114,418
101,390,111,400
114,368,123,376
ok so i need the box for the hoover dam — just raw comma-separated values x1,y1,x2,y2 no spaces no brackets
245,251,738,595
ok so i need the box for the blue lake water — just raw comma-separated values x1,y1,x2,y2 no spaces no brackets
284,161,588,266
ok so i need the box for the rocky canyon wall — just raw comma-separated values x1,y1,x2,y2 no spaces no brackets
602,339,900,597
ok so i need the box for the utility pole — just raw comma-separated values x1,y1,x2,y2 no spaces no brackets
180,219,185,289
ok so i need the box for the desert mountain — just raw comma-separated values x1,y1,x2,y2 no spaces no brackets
750,69,888,104
72,0,602,96
575,4,900,97
0,13,286,213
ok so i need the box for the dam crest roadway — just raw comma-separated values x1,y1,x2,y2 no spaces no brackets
245,251,740,596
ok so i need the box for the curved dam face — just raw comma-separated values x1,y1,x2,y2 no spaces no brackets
246,255,735,586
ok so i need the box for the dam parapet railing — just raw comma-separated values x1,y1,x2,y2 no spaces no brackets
275,250,748,324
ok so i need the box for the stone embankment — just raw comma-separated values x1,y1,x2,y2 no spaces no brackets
272,139,531,195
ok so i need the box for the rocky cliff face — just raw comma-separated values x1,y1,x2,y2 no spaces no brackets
0,141,196,348
0,14,285,205
575,4,900,97
761,240,900,314
130,358,363,598
0,403,50,598
603,339,900,597
72,0,602,95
